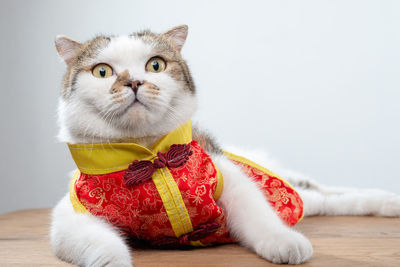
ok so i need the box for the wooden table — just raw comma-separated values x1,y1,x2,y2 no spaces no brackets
0,209,399,266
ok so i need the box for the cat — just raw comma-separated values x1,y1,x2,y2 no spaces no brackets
50,25,400,267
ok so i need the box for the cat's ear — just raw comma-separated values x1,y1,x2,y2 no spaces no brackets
163,25,188,52
55,35,82,65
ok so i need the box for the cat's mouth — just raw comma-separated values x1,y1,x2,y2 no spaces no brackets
124,98,148,112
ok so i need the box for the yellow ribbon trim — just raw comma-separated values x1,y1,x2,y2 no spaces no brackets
69,170,88,214
222,151,305,222
68,121,193,175
152,168,193,236
213,165,224,201
190,240,207,247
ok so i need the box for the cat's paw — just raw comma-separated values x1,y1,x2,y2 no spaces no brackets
88,258,132,267
82,242,133,267
378,195,400,217
254,230,313,265
53,233,133,267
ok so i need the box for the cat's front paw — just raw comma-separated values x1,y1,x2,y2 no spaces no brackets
379,195,400,217
254,230,313,265
81,242,133,267
53,234,133,267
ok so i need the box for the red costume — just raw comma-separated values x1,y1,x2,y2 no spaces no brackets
69,121,303,247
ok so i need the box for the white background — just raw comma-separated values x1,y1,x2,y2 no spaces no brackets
1,0,399,214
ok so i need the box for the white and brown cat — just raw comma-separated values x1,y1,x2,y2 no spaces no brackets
51,25,400,266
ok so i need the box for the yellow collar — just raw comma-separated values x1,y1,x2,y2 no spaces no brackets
68,121,192,175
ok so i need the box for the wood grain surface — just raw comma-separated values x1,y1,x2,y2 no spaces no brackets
0,209,399,266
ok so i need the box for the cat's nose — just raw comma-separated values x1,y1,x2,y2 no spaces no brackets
125,80,142,94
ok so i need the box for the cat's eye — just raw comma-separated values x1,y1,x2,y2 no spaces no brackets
92,63,113,78
146,57,166,73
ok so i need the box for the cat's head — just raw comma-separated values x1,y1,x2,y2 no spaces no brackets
55,25,196,144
